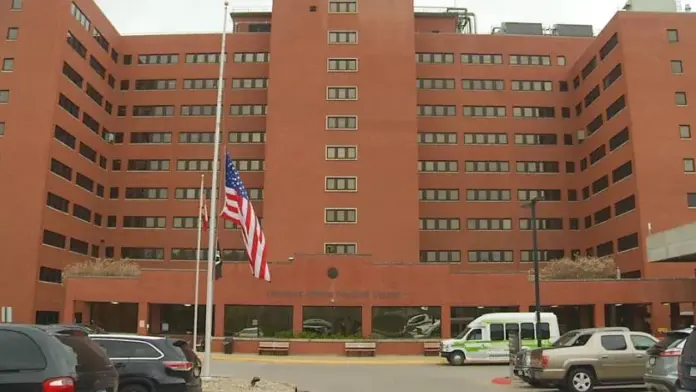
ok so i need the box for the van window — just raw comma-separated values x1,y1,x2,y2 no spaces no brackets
505,323,520,340
0,330,47,372
538,322,550,340
490,323,504,341
520,323,535,340
467,328,482,341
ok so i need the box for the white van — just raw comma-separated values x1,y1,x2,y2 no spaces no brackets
440,312,560,365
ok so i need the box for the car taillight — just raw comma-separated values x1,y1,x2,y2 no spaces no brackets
43,377,75,392
541,355,549,368
661,348,683,357
164,361,193,371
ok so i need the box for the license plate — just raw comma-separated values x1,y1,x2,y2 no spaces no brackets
690,367,696,377
649,357,656,365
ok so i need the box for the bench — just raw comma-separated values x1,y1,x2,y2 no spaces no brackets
345,342,377,357
423,342,440,356
258,341,290,356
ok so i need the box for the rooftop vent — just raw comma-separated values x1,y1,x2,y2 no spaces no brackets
623,0,678,12
499,22,543,35
553,24,594,37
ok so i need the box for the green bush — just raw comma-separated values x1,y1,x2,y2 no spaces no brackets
63,258,141,278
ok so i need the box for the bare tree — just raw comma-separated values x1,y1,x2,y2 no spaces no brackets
63,258,141,278
537,256,617,280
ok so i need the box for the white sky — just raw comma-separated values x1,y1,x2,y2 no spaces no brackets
95,0,633,36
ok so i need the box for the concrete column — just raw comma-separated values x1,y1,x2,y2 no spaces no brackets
215,304,225,337
292,304,303,336
593,303,605,327
137,302,148,335
441,305,451,338
361,305,372,338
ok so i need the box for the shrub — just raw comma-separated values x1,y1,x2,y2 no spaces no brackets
63,258,141,278
537,256,617,280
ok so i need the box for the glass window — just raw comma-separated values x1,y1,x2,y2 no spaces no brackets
467,328,482,341
371,307,441,339
56,335,113,371
224,305,293,338
520,322,535,340
505,323,520,340
538,322,550,339
0,330,47,371
601,334,628,351
93,339,160,358
630,334,657,351
490,323,505,341
302,306,362,338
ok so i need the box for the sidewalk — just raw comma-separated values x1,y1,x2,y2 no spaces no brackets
207,353,445,365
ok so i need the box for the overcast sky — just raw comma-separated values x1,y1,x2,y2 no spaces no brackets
95,0,633,36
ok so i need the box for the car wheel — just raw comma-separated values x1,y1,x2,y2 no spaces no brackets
448,351,465,366
566,368,595,392
120,384,149,392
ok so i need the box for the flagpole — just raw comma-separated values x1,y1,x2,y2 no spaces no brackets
192,173,204,353
202,0,229,378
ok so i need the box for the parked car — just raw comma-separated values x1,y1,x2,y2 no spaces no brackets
0,323,118,392
677,327,696,391
89,334,202,392
529,326,657,392
645,328,692,392
49,323,107,335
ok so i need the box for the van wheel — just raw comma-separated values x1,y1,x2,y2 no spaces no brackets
566,367,595,392
120,384,149,392
448,351,465,366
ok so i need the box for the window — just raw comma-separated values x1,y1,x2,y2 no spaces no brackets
125,188,168,200
417,79,456,90
517,189,561,202
183,79,220,90
418,160,458,173
78,142,97,163
50,159,72,181
11,0,22,9
463,133,508,145
325,243,357,255
127,160,170,171
516,161,559,173
519,218,563,231
58,94,79,118
47,192,69,213
601,335,628,351
181,105,218,116
514,134,557,145
466,218,512,231
82,112,100,134
581,57,598,80
185,52,226,64
179,132,214,143
75,173,94,192
460,53,503,64
601,63,622,91
587,114,604,136
39,266,62,284
685,158,696,173
327,87,358,100
612,161,633,183
467,250,513,263
569,218,579,230
0,330,47,371
328,31,357,44
328,58,358,72
326,177,357,192
462,106,506,118
606,95,627,120
599,33,619,60
329,0,357,13
232,52,270,63
466,189,511,201
66,32,86,58
325,208,357,223
509,55,551,66
676,92,688,106
6,27,19,40
418,132,457,144
559,81,568,91
175,188,213,200
462,79,504,91
614,195,636,216
132,105,174,117
631,335,657,351
667,29,679,43
617,233,639,252
231,78,268,89
134,79,176,90
513,106,555,118
123,216,166,229
137,54,179,65
592,175,610,194
326,116,357,130
229,131,266,144
589,145,606,165
120,80,130,91
420,189,459,201
417,105,456,117
231,159,264,171
171,248,208,259
680,124,692,139
511,80,553,92
671,60,684,74
326,146,357,160
420,218,460,231
89,56,106,79
72,204,91,222
520,249,564,262
54,125,76,149
416,52,454,64
176,159,215,171
230,104,267,116
121,247,165,260
42,230,66,248
130,132,171,144
609,127,629,151
2,58,14,71
594,206,612,225
584,85,601,108
465,161,509,173
420,251,461,263
557,56,566,66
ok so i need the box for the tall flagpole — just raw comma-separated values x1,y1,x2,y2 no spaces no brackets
202,0,229,378
192,173,204,353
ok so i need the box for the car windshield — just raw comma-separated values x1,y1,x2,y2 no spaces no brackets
455,328,471,339
552,331,580,347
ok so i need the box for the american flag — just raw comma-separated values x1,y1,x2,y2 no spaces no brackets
201,202,209,232
220,152,270,282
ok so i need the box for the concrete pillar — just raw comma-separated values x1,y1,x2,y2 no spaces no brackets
292,304,303,336
361,305,372,338
441,305,451,338
215,304,224,337
137,302,148,335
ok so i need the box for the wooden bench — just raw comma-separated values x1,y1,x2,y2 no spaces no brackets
423,342,440,356
345,342,377,357
258,341,290,356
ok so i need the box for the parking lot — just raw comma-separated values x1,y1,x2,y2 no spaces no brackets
208,357,648,392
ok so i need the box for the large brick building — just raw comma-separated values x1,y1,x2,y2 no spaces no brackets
1,0,696,351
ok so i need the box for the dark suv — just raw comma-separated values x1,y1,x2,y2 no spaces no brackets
679,328,696,391
89,334,202,392
0,324,118,392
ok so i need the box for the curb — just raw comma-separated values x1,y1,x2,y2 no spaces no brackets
209,355,441,365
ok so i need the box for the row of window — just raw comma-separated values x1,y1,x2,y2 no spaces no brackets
416,53,566,66
417,105,567,119
417,79,562,92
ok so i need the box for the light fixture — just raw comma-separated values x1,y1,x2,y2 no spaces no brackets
551,305,558,308
110,301,119,305
184,304,192,307
477,306,484,309
615,303,623,307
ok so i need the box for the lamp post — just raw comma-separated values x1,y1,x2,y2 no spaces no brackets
523,196,543,348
